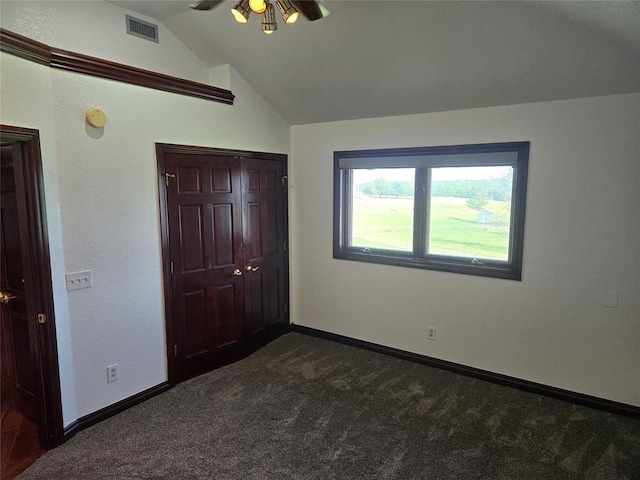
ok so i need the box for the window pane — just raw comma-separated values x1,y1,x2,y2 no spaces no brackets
350,168,415,251
428,166,513,261
335,142,529,280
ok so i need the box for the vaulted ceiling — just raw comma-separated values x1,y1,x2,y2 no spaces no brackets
111,1,640,125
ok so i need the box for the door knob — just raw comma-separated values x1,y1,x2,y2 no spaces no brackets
0,291,17,304
246,266,260,272
231,269,243,276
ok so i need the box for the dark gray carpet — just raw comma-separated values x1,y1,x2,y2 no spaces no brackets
19,333,640,479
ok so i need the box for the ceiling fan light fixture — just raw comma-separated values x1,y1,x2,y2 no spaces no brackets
231,0,251,23
318,2,330,18
193,0,329,34
276,0,299,24
261,2,278,34
249,0,267,14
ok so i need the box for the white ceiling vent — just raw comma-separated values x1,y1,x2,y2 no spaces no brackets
126,15,159,43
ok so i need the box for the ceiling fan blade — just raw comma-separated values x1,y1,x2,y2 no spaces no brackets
291,1,330,21
190,0,225,11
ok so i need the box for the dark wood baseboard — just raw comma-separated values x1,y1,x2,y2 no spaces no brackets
62,324,289,441
290,324,640,420
63,382,170,442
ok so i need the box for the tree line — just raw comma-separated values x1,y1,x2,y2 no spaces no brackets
359,174,512,202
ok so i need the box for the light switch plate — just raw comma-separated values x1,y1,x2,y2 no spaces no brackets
65,270,92,291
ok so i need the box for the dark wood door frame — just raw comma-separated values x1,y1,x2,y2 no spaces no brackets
0,124,64,446
156,143,290,386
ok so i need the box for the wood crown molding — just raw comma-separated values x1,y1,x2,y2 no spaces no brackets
0,28,234,105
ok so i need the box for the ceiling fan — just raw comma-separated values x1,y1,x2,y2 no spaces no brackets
190,0,330,34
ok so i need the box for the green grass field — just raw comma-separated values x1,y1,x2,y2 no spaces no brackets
351,196,511,260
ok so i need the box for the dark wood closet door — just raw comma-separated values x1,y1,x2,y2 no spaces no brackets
166,154,245,383
241,158,287,352
161,146,289,384
0,145,37,421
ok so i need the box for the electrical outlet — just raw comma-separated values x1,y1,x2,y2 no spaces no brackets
427,327,437,341
606,291,619,308
107,364,119,383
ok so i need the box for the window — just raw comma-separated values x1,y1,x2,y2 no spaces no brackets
333,142,529,280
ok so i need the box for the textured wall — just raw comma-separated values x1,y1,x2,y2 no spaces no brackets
0,0,210,83
1,2,290,425
290,94,640,407
0,53,79,425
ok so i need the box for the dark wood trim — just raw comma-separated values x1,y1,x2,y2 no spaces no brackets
155,145,176,386
155,143,290,386
0,28,234,105
50,48,234,104
281,160,290,326
290,324,640,420
63,382,170,441
1,124,64,447
62,420,79,440
0,29,50,66
155,142,288,162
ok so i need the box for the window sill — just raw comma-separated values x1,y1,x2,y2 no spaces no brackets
334,250,521,281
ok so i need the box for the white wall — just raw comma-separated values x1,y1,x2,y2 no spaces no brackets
1,2,290,426
0,1,210,84
290,94,640,407
2,1,637,428
0,53,79,425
